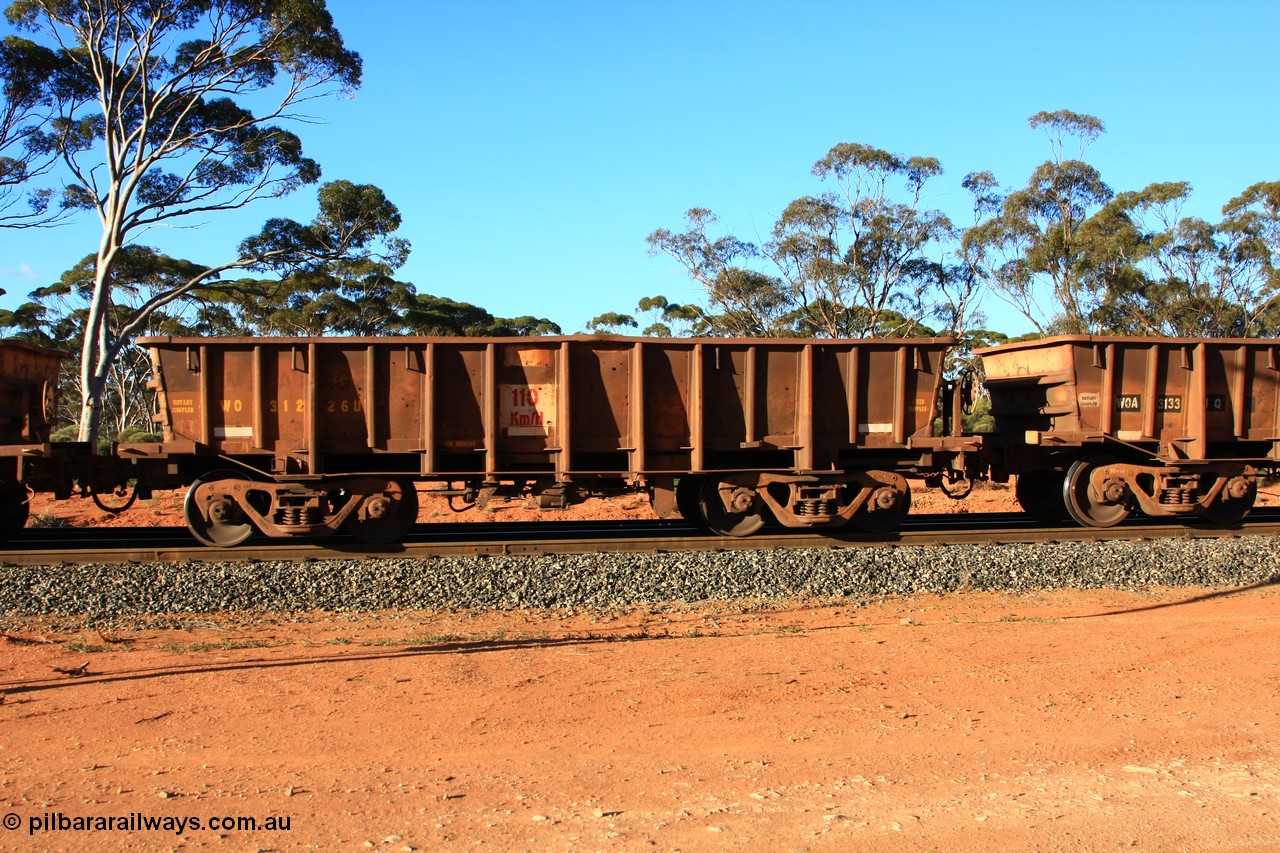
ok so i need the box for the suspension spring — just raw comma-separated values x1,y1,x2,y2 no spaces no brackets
275,505,321,527
1159,487,1199,507
796,499,838,517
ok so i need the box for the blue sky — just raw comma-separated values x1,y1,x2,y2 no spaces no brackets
2,0,1278,336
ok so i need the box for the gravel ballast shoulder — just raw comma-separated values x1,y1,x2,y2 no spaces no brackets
3,537,1279,618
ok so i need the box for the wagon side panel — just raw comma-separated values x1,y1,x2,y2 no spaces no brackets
494,341,561,474
430,342,487,473
641,342,695,472
567,340,631,473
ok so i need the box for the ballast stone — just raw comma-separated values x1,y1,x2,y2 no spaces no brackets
1,537,1278,617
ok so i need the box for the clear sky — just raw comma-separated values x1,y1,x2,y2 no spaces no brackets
2,0,1278,336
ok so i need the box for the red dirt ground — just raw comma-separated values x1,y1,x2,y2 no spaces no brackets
3,588,1279,851
3,483,1279,851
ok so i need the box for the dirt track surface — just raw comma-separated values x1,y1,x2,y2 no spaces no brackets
3,584,1279,852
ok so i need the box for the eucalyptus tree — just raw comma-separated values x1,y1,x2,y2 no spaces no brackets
963,111,1115,333
585,311,638,333
483,315,561,336
398,294,560,337
0,34,69,229
1084,180,1279,337
768,142,951,338
646,208,792,337
926,170,1000,371
633,295,705,337
6,0,407,443
587,296,706,336
1087,182,1238,336
220,261,416,337
5,246,210,435
1217,181,1280,335
649,142,955,340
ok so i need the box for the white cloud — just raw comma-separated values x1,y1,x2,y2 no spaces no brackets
0,263,39,280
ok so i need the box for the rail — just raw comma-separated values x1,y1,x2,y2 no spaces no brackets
2,511,1278,568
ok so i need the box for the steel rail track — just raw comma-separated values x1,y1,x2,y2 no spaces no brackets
3,510,1279,567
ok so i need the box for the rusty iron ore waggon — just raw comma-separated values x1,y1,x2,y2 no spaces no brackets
0,333,1277,545
0,340,66,531
979,335,1280,527
132,335,968,545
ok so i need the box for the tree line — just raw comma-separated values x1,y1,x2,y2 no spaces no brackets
1,3,1276,447
594,112,1278,357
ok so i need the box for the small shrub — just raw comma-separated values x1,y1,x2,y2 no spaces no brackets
116,426,161,443
28,511,72,528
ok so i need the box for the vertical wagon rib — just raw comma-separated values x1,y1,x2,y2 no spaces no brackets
630,340,646,475
365,345,377,449
421,342,435,474
305,343,318,474
1142,343,1159,440
557,340,571,481
252,345,265,452
483,343,497,476
893,347,908,446
798,344,814,470
198,344,210,447
691,343,705,472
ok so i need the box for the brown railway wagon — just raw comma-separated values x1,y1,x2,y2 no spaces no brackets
0,340,61,446
133,335,962,545
978,335,1280,527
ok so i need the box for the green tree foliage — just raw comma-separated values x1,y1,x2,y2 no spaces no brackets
1218,181,1280,334
403,295,559,337
646,208,791,336
3,0,409,443
962,111,1115,334
648,109,1276,354
648,144,964,340
587,296,705,336
586,311,638,333
0,246,209,433
0,34,69,231
1074,180,1280,337
770,142,952,337
634,295,705,337
956,111,1276,339
204,263,561,338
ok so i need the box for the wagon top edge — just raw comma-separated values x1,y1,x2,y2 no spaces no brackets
136,334,961,348
0,338,72,359
975,334,1280,356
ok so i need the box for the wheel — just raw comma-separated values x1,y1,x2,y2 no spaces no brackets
1200,476,1257,524
0,482,30,541
183,470,258,547
849,474,911,534
344,478,419,544
697,477,767,537
1015,470,1067,524
1062,456,1130,528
